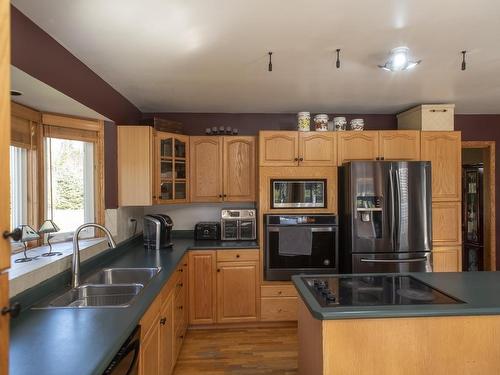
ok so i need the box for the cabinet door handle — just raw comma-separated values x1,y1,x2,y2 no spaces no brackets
218,194,222,198
160,317,166,325
176,282,183,287
3,228,22,241
223,194,227,198
217,269,221,272
294,157,299,162
299,157,303,162
430,109,447,113
1,302,21,318
177,305,184,310
236,254,240,258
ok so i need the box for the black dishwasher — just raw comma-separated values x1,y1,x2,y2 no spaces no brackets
103,326,140,375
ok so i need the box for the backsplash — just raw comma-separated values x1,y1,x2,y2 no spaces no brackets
145,202,256,230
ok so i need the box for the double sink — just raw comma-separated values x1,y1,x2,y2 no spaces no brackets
37,267,161,309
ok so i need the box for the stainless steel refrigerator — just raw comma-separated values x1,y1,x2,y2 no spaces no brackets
339,161,432,273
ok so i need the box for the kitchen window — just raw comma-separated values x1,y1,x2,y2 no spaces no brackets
41,114,105,243
9,102,105,253
44,137,96,240
9,146,28,233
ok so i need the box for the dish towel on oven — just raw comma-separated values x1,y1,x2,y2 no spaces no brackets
278,227,312,256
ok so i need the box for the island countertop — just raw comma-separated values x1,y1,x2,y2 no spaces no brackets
9,236,258,375
292,272,500,320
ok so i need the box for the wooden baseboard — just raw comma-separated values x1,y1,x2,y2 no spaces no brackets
188,320,297,330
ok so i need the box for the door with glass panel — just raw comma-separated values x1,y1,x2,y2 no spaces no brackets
155,132,189,204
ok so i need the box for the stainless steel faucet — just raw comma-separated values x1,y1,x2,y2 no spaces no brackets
72,223,117,288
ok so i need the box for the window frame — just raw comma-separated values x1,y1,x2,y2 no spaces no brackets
40,113,105,243
10,102,105,252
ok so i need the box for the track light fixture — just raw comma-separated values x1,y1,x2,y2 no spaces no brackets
461,51,467,71
336,49,341,69
268,52,273,72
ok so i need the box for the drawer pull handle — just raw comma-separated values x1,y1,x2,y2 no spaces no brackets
178,305,184,310
278,309,282,313
176,283,183,287
183,263,187,267
217,269,221,272
236,254,240,258
179,335,184,339
278,291,282,295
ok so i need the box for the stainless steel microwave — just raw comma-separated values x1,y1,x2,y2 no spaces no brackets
271,179,327,208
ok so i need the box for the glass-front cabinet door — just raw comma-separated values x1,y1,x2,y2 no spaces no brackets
155,132,189,204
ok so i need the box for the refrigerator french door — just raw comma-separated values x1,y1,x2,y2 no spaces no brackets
340,161,432,273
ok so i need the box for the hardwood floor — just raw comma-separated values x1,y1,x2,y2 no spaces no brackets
173,327,298,374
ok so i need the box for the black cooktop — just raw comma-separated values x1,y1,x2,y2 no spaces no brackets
303,275,465,307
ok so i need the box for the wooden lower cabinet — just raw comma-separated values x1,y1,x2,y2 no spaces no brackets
217,261,259,323
261,297,298,321
159,293,174,375
139,254,189,375
140,315,161,375
433,246,462,272
188,251,217,324
432,201,462,246
189,250,261,325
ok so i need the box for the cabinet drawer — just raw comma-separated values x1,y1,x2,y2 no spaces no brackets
261,285,297,297
217,249,259,262
261,297,298,321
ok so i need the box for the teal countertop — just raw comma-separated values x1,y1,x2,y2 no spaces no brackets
9,237,258,375
292,272,500,320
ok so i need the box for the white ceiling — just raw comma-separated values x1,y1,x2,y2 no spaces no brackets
11,66,110,120
12,0,500,114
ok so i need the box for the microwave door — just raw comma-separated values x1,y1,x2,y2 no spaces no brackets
351,162,393,253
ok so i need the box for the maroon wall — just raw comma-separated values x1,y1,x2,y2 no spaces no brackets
11,5,141,124
143,113,398,135
104,122,118,209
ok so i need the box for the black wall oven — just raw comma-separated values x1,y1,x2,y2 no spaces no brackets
264,214,338,281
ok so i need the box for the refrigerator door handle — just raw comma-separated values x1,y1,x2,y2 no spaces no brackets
394,168,401,250
388,169,396,251
360,257,428,263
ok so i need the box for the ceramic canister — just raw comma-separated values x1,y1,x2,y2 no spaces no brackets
350,118,365,131
297,112,311,131
333,116,347,131
314,114,329,131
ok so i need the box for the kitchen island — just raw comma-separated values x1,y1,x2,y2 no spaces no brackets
292,272,500,375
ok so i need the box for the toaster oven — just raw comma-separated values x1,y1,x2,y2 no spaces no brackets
221,209,256,241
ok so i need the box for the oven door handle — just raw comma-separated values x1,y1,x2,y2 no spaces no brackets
360,257,428,263
267,227,334,232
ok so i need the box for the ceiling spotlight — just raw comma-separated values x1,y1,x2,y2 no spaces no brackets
10,90,23,96
378,46,421,72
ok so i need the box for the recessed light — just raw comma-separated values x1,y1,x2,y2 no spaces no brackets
10,90,23,96
378,47,421,72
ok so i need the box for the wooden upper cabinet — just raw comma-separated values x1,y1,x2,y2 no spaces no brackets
298,132,337,166
421,131,461,201
190,137,223,202
117,126,153,206
216,261,259,323
223,136,256,201
337,131,379,164
154,132,189,204
259,131,298,166
379,130,420,160
188,251,217,325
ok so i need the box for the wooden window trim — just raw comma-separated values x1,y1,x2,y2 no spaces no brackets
41,117,105,235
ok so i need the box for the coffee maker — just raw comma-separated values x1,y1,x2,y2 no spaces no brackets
143,214,173,250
